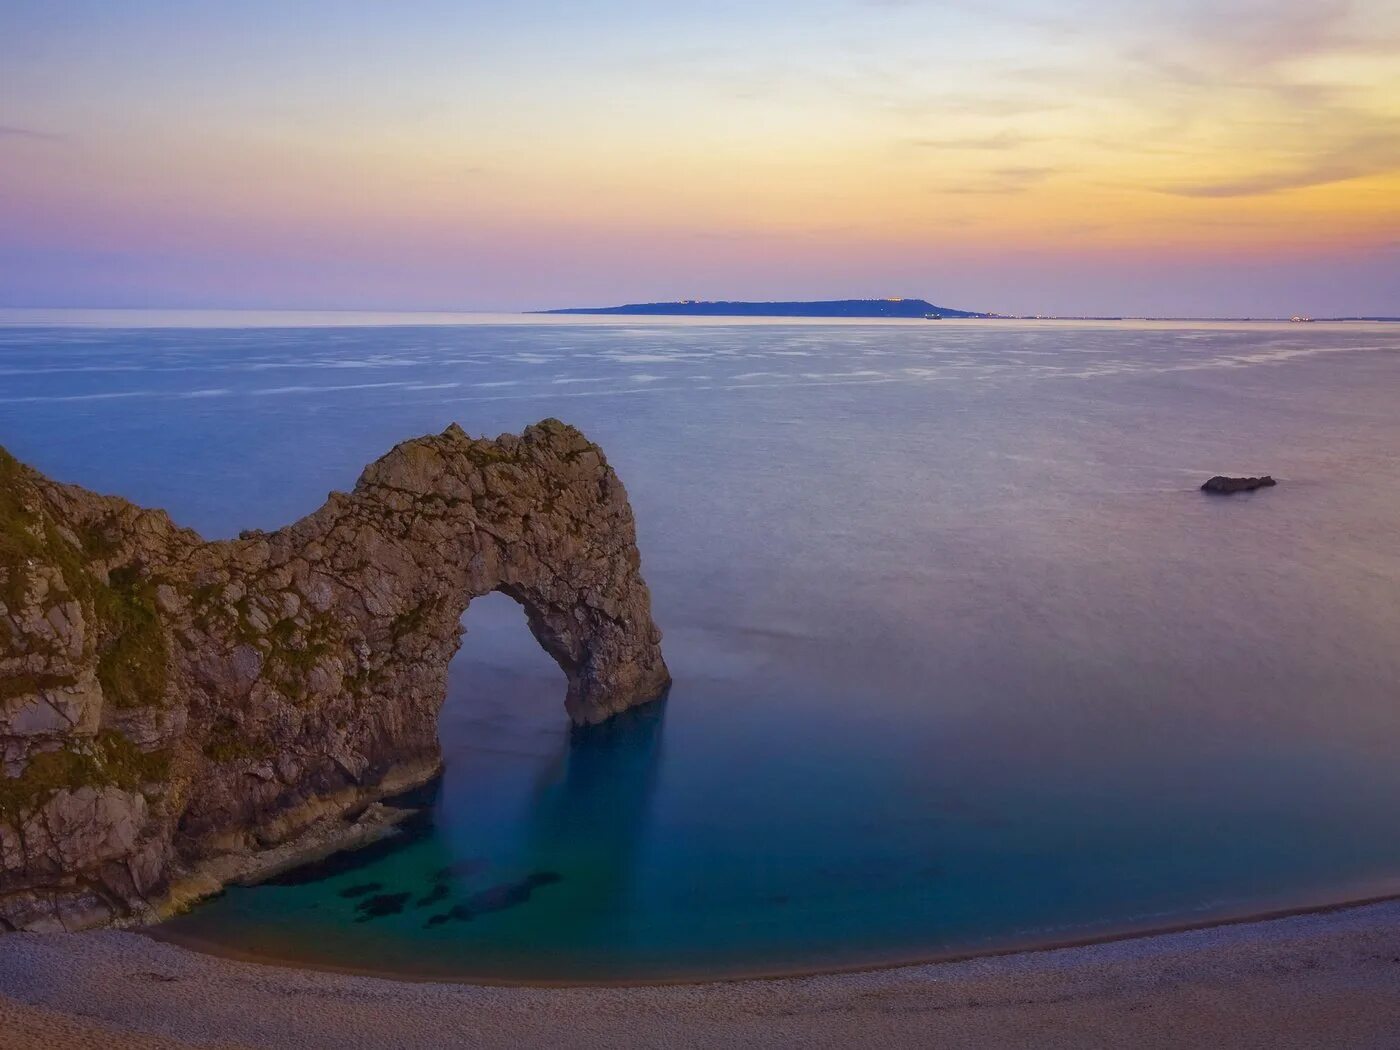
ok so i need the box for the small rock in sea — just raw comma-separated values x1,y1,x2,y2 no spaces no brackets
338,882,383,899
416,883,451,908
354,891,411,921
1201,475,1277,494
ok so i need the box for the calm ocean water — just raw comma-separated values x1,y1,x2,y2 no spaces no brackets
3,314,1400,982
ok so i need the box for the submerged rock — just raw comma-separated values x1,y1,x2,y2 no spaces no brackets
0,419,669,931
1201,475,1277,494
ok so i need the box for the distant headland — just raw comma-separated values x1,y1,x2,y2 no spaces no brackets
540,298,994,319
534,300,1400,323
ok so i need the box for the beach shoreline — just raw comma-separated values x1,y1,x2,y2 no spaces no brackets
3,897,1398,1048
145,882,1400,988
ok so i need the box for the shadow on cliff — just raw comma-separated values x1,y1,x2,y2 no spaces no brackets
0,419,673,931
256,608,670,933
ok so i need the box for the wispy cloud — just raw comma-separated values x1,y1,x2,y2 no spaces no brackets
1159,132,1400,198
936,165,1062,195
0,124,63,142
1151,0,1364,69
905,131,1034,151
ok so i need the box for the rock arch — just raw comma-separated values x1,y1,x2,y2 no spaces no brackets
0,420,669,930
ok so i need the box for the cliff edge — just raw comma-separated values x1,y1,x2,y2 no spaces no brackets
0,420,670,931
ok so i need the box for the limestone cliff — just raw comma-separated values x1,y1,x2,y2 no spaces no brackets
0,420,670,932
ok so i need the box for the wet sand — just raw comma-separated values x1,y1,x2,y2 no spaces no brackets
1,899,1398,1048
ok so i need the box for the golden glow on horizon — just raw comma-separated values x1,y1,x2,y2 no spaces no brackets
1,1,1397,312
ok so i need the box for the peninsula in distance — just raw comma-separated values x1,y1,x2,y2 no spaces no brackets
541,297,994,318
542,299,1400,322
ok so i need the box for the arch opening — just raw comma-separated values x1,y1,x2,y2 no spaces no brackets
433,594,670,931
0,420,671,931
438,591,572,768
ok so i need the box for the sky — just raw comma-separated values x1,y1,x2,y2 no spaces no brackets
2,0,1398,316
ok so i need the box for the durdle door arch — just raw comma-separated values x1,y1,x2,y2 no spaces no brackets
0,419,669,932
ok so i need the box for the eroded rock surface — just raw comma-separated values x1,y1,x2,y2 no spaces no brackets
1201,475,1277,494
0,420,669,931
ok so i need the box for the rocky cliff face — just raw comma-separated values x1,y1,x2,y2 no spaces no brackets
0,420,669,932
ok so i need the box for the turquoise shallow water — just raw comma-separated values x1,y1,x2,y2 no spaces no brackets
4,316,1400,981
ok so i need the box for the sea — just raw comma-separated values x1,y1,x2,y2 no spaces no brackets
3,311,1399,982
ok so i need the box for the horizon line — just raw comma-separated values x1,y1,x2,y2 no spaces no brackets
1,305,1397,325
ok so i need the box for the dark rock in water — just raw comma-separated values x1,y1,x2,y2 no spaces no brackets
355,891,411,921
433,859,489,880
338,882,384,899
1201,475,1277,494
416,883,450,908
0,420,670,933
421,871,564,927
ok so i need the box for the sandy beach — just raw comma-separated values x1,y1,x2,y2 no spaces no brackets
0,899,1397,1049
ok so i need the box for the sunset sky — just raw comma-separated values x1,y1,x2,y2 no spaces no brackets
2,1,1398,316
